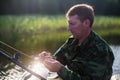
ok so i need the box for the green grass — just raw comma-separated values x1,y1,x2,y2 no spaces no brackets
0,15,120,55
0,15,67,31
94,16,120,28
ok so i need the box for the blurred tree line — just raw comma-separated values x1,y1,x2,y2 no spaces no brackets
0,0,120,15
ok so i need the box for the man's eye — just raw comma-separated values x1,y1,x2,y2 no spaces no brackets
70,23,74,25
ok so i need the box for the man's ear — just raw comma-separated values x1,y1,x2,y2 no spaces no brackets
83,19,90,27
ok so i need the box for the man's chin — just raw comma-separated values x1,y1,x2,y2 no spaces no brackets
73,36,78,39
74,36,81,40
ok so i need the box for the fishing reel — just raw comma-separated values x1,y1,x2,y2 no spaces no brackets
13,53,21,61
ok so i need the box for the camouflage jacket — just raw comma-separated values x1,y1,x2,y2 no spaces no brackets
54,31,114,80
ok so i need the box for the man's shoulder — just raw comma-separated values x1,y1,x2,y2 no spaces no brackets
91,31,112,52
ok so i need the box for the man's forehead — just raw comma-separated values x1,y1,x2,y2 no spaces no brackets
67,15,79,21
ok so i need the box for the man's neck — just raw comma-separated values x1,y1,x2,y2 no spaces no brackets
78,30,91,46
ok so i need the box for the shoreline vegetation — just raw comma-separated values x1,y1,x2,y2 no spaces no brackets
0,15,120,55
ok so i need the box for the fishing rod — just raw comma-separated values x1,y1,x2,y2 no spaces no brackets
0,41,32,59
0,50,46,80
0,41,46,80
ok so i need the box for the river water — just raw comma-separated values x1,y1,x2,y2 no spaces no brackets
111,45,120,75
0,45,120,80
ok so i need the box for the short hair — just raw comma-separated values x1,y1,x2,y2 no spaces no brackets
66,4,94,27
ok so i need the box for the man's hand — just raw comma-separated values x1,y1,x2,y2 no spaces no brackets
38,51,52,62
43,58,63,72
38,51,63,72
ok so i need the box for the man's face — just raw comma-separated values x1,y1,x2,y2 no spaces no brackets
67,15,88,39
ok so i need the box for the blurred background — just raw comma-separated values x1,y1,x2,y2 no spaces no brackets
0,0,120,80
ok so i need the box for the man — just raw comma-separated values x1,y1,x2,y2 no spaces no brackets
39,4,114,80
